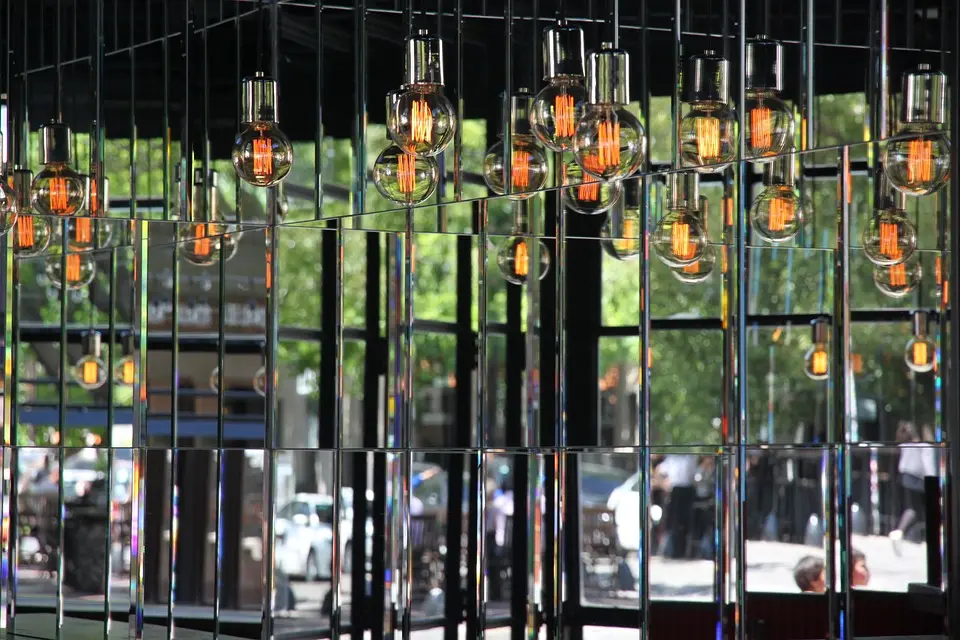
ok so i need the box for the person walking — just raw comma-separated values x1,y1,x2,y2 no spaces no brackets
889,422,936,549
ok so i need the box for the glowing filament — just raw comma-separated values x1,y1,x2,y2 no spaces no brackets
511,150,530,189
879,221,902,260
768,197,795,232
17,216,35,248
555,93,576,138
576,156,605,202
695,117,721,161
411,98,434,144
73,218,93,245
253,137,273,177
615,217,638,252
889,264,907,287
121,359,136,385
50,176,69,213
397,153,417,194
193,224,213,258
682,261,700,274
671,222,695,261
811,349,828,376
913,341,929,366
597,120,621,169
89,179,99,214
514,242,529,277
750,106,772,152
906,138,933,184
66,254,82,284
82,360,99,385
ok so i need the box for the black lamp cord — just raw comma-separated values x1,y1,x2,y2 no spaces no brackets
55,0,62,120
256,0,265,73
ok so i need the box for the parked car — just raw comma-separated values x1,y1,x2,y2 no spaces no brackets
275,492,373,581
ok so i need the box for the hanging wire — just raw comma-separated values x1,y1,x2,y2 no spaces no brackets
55,0,63,119
257,0,265,72
557,0,565,22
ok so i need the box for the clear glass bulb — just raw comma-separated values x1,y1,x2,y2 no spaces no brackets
220,227,241,262
483,135,549,200
561,159,621,215
373,145,440,205
804,344,829,381
233,122,294,187
387,85,457,157
861,209,917,266
31,163,85,216
743,90,794,161
14,215,52,257
904,335,936,373
573,106,645,180
884,125,950,196
72,354,107,390
497,236,550,285
46,253,97,290
254,366,268,397
600,206,642,261
652,209,707,267
179,223,223,267
530,77,588,152
115,355,137,386
0,178,18,235
679,102,739,173
751,184,804,243
67,217,113,252
873,258,922,298
671,244,717,284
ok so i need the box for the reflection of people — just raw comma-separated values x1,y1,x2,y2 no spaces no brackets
890,422,936,545
794,555,826,593
851,548,870,587
660,454,698,559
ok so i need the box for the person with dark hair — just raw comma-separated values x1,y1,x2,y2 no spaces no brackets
851,548,870,587
890,422,936,548
794,555,826,593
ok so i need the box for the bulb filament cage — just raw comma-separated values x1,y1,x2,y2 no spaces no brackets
597,121,621,170
555,94,576,138
907,139,933,183
50,176,69,213
913,341,930,367
18,216,36,248
768,196,795,232
811,349,828,376
510,150,531,189
696,117,721,161
82,360,99,385
515,241,529,277
66,253,82,284
750,105,772,150
878,220,902,260
672,221,695,261
397,152,417,194
889,263,907,287
253,137,274,177
412,98,434,144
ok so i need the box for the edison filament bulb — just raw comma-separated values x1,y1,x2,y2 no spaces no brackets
573,43,645,180
561,159,622,215
884,65,950,196
115,334,137,386
671,244,717,284
874,256,921,298
68,176,113,251
0,135,17,235
233,73,294,187
743,38,793,162
530,21,588,152
374,145,440,205
497,235,551,285
180,169,228,266
31,121,85,216
72,332,108,391
904,311,936,373
12,170,51,257
46,252,97,290
862,206,916,267
483,91,549,199
387,30,457,157
680,52,738,173
803,318,830,381
751,155,804,243
600,184,642,261
652,173,707,267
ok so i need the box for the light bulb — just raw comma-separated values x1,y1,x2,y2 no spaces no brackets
572,44,645,180
862,209,916,266
387,31,457,157
497,236,550,285
254,365,267,397
483,91,549,199
652,173,707,267
0,133,18,234
561,159,621,215
751,156,804,243
671,244,717,284
220,226,241,262
374,145,440,205
179,223,223,267
743,38,793,161
904,311,935,373
31,121,85,216
72,332,107,391
46,252,97,290
679,52,738,173
874,257,921,298
180,169,230,266
233,73,294,187
803,319,829,381
114,334,137,386
530,22,588,151
600,189,642,261
884,65,950,196
12,170,51,257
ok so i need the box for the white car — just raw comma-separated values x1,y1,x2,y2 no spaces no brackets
275,492,373,581
606,471,663,553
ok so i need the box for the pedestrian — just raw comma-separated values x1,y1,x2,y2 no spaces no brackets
889,422,936,547
660,454,698,559
851,548,870,587
793,555,826,593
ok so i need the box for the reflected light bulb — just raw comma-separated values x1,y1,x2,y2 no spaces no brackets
885,65,950,196
12,170,51,257
671,244,717,284
573,44,645,180
0,178,17,238
751,157,804,243
68,176,113,251
254,365,268,397
497,235,550,285
31,121,85,216
483,91,549,199
387,31,457,157
233,73,294,187
115,334,137,386
744,38,793,161
904,312,935,373
862,208,916,266
679,52,738,173
803,318,829,381
652,173,707,267
46,252,97,290
374,144,440,205
600,187,642,261
874,257,921,298
530,21,588,151
180,223,222,267
72,332,108,390
561,159,622,215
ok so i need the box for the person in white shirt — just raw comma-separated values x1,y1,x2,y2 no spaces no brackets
660,454,699,559
890,422,937,546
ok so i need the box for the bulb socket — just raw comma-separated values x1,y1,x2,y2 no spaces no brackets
745,37,783,92
683,51,730,104
13,169,33,212
405,29,445,86
82,331,102,358
811,317,828,344
912,311,929,337
386,89,401,115
542,21,586,80
122,332,136,356
901,64,946,125
763,154,797,186
241,72,279,124
40,121,73,165
499,89,535,136
667,172,700,210
587,43,630,104
82,175,111,215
